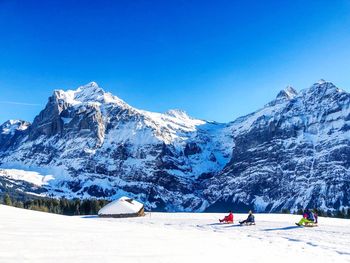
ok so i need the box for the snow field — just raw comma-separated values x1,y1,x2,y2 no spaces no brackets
0,205,350,263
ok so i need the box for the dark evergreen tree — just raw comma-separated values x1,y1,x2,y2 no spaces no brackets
4,194,12,206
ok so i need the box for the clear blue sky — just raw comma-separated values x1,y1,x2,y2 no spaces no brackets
1,0,350,124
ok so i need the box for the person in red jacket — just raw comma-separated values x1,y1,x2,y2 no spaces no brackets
219,211,234,223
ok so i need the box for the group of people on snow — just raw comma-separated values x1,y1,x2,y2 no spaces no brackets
219,208,318,227
219,210,255,225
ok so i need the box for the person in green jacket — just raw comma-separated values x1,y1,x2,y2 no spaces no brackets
296,209,315,226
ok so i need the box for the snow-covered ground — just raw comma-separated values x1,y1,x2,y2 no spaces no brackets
0,205,349,263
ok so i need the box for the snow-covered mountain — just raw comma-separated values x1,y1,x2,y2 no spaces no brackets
204,80,350,212
0,80,349,212
0,82,232,211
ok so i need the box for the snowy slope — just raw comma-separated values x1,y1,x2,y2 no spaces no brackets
0,205,349,263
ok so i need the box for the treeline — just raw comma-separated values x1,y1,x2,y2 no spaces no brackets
2,193,350,218
281,208,350,219
1,193,109,216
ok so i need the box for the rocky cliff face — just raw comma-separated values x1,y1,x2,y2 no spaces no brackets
204,80,350,212
0,120,30,152
0,82,232,211
0,80,349,212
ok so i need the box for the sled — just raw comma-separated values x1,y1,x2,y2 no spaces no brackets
240,222,256,226
304,223,318,227
219,220,234,224
295,222,318,227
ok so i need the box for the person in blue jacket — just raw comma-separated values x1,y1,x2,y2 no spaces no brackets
239,210,255,225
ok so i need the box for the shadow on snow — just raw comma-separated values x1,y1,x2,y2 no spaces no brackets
262,226,300,231
81,215,99,219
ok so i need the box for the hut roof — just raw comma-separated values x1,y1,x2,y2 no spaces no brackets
98,196,144,216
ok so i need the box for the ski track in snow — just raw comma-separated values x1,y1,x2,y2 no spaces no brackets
0,205,350,263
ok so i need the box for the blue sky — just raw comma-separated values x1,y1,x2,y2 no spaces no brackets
1,0,350,124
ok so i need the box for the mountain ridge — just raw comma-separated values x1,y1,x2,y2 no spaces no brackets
1,80,349,212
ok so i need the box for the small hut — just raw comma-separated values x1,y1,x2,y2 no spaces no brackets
98,196,145,218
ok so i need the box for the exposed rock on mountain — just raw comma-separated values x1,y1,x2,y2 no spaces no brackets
0,120,30,152
0,80,349,212
0,82,231,211
204,81,350,212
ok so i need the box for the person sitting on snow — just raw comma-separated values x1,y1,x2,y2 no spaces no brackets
239,210,255,225
296,209,315,226
219,211,234,223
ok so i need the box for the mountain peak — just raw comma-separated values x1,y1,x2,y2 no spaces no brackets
77,81,102,92
0,119,30,135
317,79,326,85
311,79,335,88
264,85,298,107
276,86,298,100
52,82,129,108
85,81,99,87
165,109,190,119
75,82,105,101
301,80,338,98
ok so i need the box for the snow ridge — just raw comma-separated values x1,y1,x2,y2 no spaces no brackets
0,80,349,213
